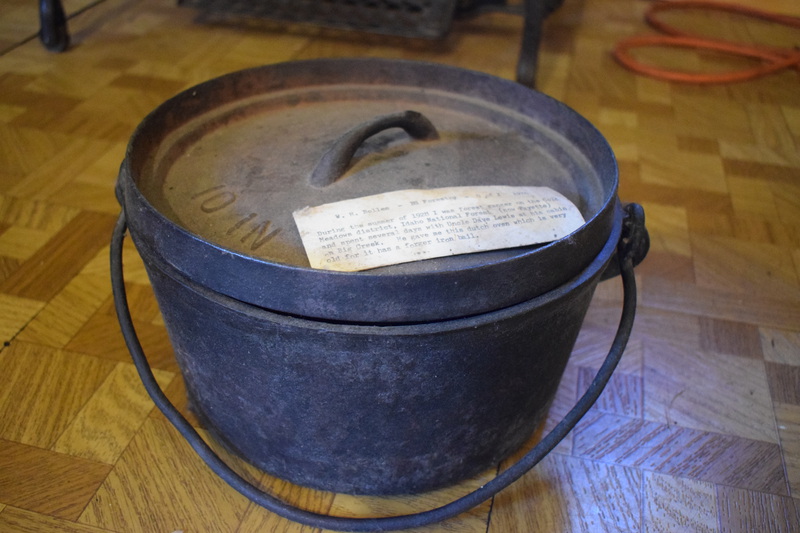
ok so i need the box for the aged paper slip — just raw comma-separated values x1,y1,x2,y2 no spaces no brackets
293,186,584,271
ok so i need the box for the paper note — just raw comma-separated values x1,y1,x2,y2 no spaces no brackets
293,186,584,271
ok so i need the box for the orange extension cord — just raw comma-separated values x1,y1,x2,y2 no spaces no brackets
613,0,800,83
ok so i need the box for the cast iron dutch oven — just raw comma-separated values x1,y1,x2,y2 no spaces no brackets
111,58,649,531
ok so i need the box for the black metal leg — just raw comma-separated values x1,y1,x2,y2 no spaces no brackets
517,0,545,88
39,0,70,52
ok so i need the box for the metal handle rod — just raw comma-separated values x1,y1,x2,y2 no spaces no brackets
39,0,70,52
110,211,638,532
309,110,439,188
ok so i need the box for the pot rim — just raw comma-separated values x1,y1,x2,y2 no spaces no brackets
119,58,619,323
136,202,623,332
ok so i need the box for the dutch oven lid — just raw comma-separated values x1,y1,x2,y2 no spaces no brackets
120,59,619,323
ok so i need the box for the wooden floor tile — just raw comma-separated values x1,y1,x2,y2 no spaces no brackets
0,506,113,533
644,341,777,442
0,129,62,192
729,213,797,248
490,452,642,533
78,418,252,533
691,234,800,300
0,342,117,448
586,299,703,354
573,411,788,495
698,316,764,359
0,226,58,261
766,362,800,406
641,149,728,194
0,293,43,342
0,193,79,233
0,255,20,283
15,244,110,348
761,327,800,366
642,277,800,330
639,202,691,256
12,140,118,204
52,362,174,464
716,485,800,533
728,174,780,218
643,471,718,533
0,211,116,301
0,439,112,521
9,93,83,131
635,249,696,283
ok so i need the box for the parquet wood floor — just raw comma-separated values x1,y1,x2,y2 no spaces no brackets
1,0,799,531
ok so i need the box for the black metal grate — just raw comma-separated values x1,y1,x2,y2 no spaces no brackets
178,0,460,39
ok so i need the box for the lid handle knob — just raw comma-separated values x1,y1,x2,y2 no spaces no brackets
310,110,439,188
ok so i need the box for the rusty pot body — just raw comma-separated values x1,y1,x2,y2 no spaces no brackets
137,208,621,494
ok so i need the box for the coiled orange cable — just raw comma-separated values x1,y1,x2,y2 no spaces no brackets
613,0,800,83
